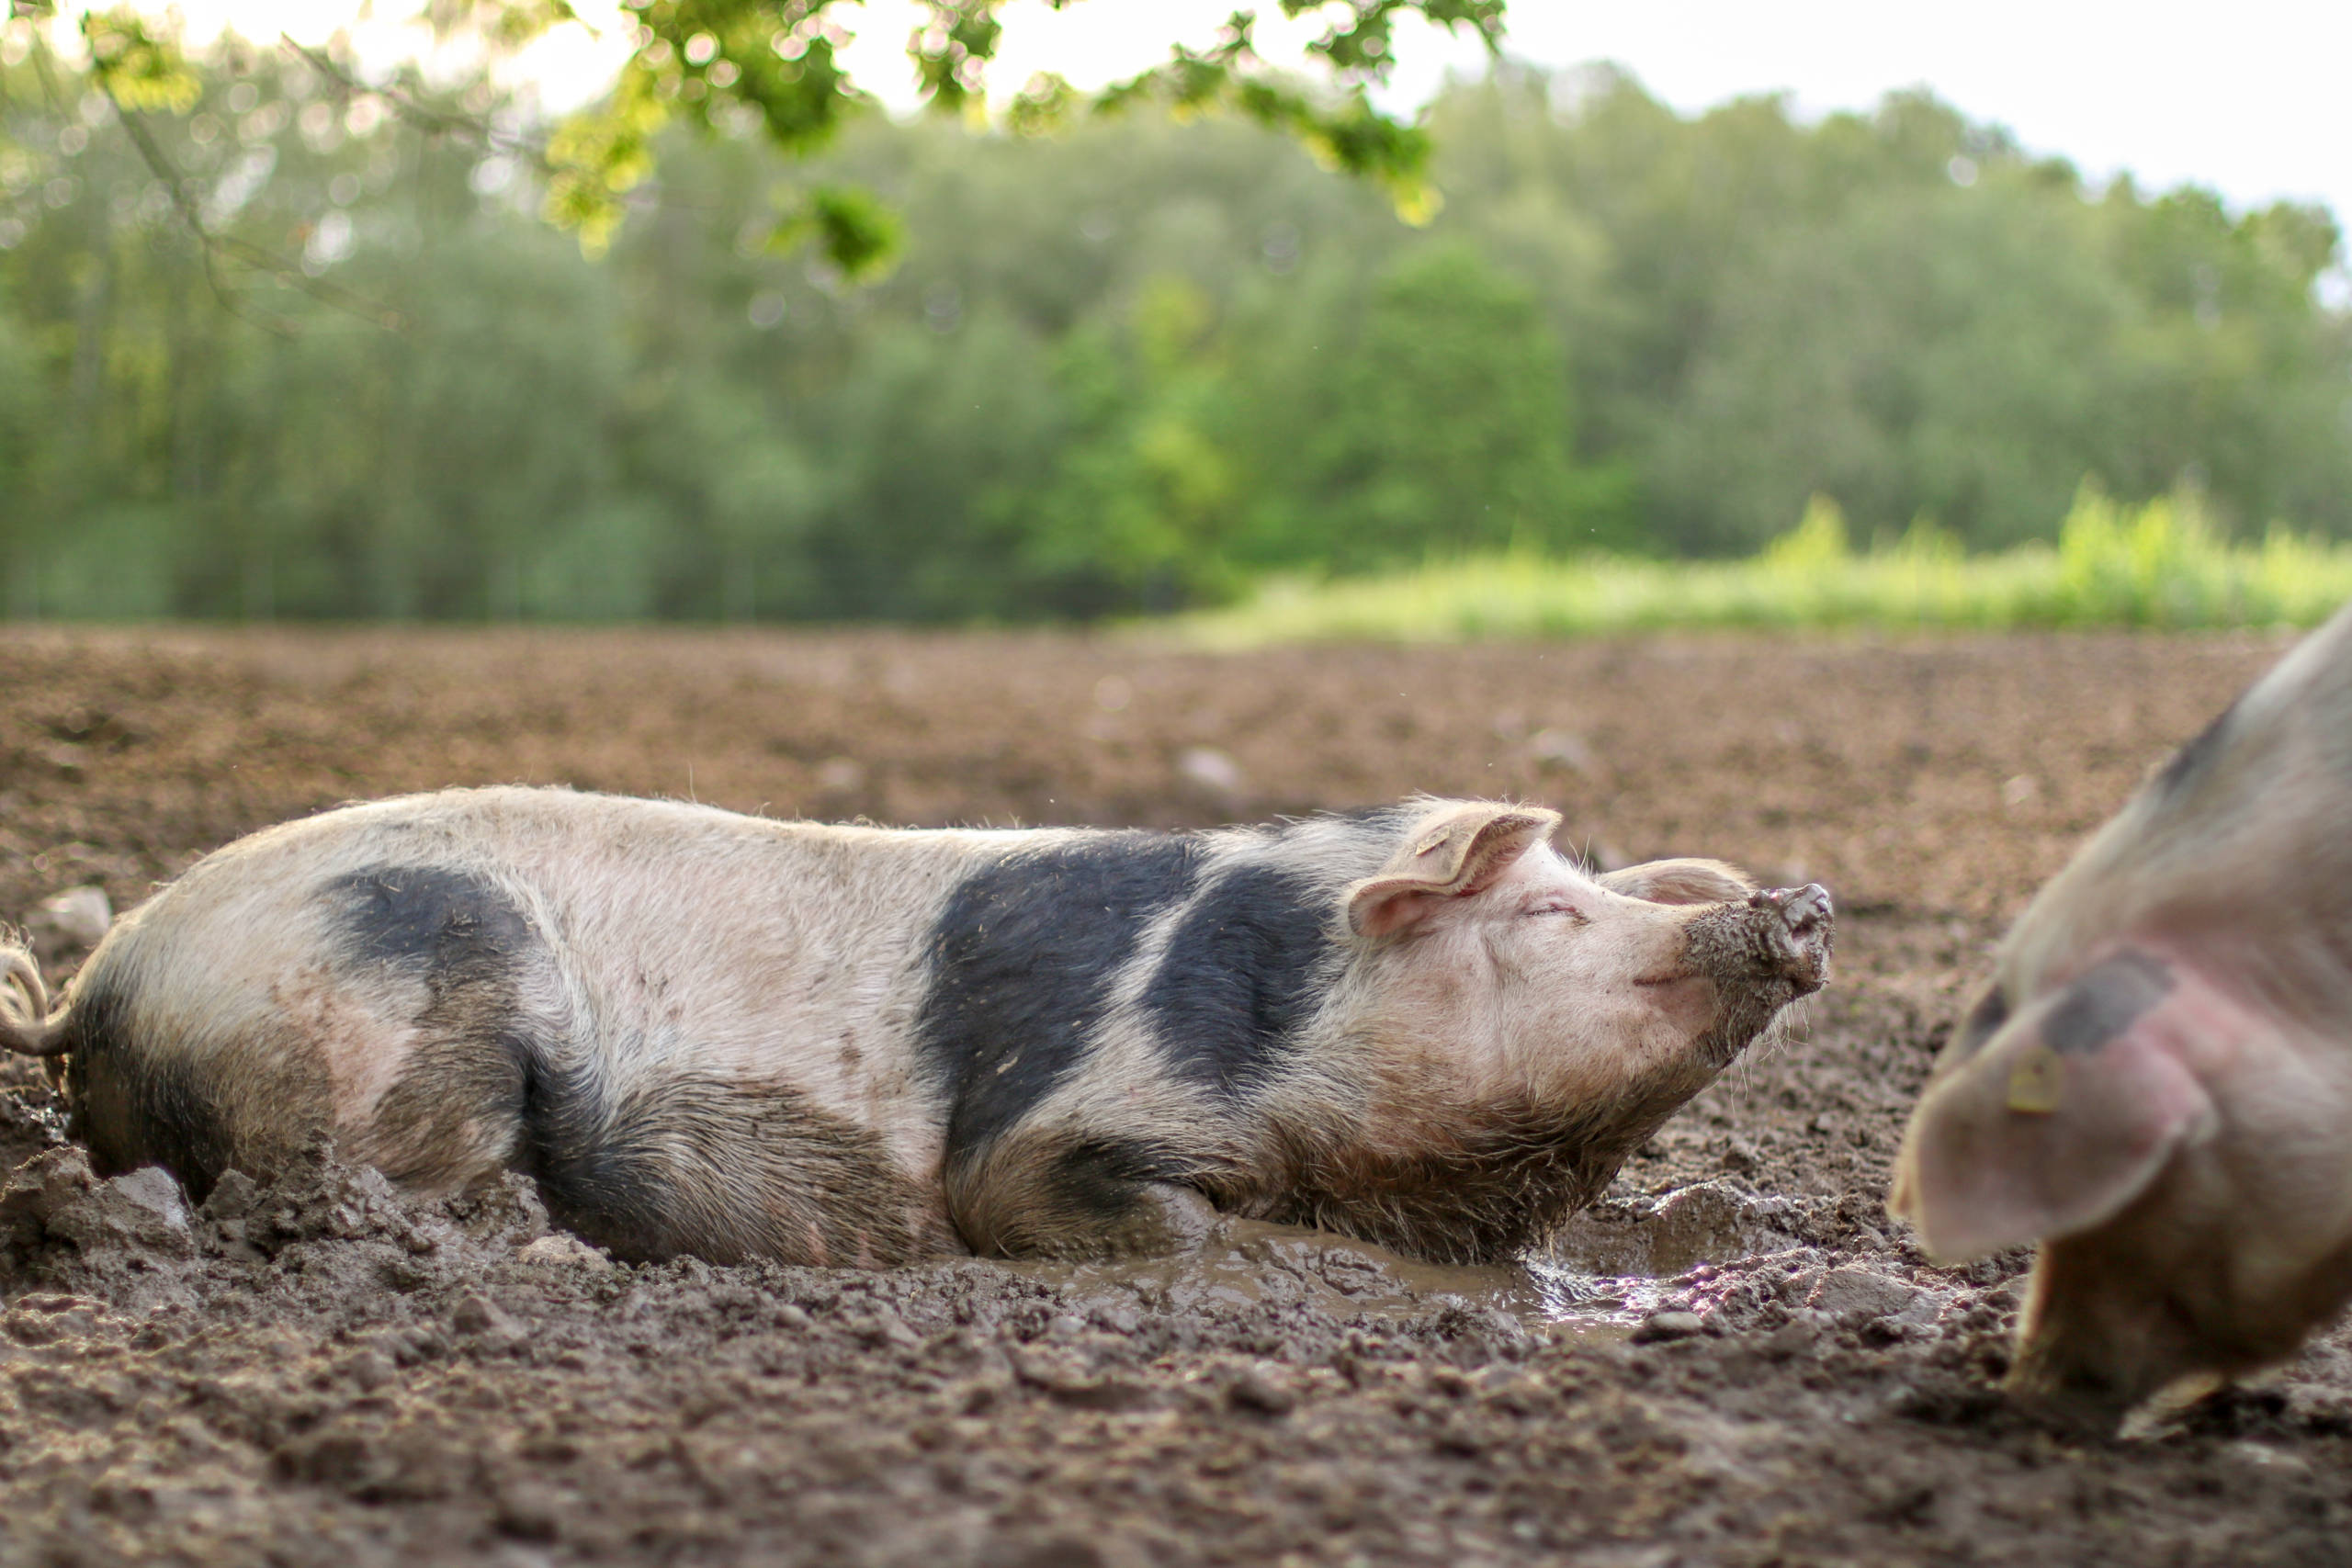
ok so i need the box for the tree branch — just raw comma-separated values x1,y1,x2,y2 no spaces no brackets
107,100,300,334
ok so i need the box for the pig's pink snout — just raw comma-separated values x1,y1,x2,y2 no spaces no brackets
1747,883,1834,991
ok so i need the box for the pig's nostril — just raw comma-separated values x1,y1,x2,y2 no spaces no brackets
1775,885,1830,931
1752,885,1834,988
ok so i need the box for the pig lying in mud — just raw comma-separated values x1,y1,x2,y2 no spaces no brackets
0,792,1829,1268
1893,602,2352,1416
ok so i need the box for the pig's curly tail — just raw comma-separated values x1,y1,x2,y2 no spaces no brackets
0,939,65,1056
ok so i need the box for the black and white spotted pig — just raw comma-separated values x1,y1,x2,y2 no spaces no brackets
1892,600,2352,1415
0,791,1831,1266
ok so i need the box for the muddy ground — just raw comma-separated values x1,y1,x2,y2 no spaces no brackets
0,624,2343,1567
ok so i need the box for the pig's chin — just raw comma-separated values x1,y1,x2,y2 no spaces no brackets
1689,980,1808,1069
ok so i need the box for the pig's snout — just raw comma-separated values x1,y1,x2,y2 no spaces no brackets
1747,883,1834,993
1676,882,1835,1067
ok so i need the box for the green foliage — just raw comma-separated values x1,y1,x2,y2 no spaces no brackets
0,36,2348,625
1300,244,1586,565
542,66,669,255
530,0,1503,270
775,184,900,281
78,7,199,113
1013,278,1248,614
1181,489,2352,644
1759,495,1854,575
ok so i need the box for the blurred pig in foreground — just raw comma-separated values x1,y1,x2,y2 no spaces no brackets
0,792,1830,1268
1892,602,2352,1415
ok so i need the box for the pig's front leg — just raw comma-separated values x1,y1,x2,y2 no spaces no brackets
1128,1180,1221,1253
1034,1180,1220,1258
949,1142,1225,1259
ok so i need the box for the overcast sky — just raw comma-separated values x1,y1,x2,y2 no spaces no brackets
64,1,2352,226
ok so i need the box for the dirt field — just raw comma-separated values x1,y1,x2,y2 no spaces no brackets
0,624,2343,1568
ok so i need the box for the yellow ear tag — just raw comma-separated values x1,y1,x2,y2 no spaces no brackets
2006,1045,2064,1114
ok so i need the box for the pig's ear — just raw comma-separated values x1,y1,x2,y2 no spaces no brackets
1345,803,1562,939
1889,955,2219,1262
1598,858,1756,906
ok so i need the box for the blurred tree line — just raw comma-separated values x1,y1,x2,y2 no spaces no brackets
1,36,2347,620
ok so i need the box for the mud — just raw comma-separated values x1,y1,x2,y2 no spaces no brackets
2,624,2346,1566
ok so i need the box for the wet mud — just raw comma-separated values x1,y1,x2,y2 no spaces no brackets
2,624,2346,1566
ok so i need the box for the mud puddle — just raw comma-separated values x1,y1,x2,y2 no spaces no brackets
1000,1180,1827,1343
997,1220,1594,1337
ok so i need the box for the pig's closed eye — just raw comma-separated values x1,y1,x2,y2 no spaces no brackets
1525,901,1590,924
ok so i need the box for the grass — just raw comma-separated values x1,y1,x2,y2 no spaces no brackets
1176,491,2352,646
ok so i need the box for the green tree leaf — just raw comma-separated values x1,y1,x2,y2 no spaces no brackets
81,6,198,112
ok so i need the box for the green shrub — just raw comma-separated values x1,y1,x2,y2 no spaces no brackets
1177,489,2352,644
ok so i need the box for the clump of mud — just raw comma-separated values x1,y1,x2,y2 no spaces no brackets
0,1135,557,1315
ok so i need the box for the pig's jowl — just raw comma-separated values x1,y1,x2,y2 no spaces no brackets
0,791,1829,1266
1894,600,2352,1414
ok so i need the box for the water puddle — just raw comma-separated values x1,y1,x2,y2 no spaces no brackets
1519,1263,1678,1328
994,1180,1814,1338
1544,1179,1809,1278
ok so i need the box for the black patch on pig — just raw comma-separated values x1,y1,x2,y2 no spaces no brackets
2155,695,2239,798
918,834,1206,1159
58,978,223,1196
321,860,939,1264
329,865,533,973
1951,983,2011,1062
947,1132,1203,1258
1142,863,1336,1094
2043,953,2175,1055
1046,1137,1188,1224
524,1064,936,1266
56,969,334,1204
105,1050,224,1192
326,865,546,1186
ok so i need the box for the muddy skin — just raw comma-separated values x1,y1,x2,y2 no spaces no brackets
3,625,2349,1568
1685,883,1835,1069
